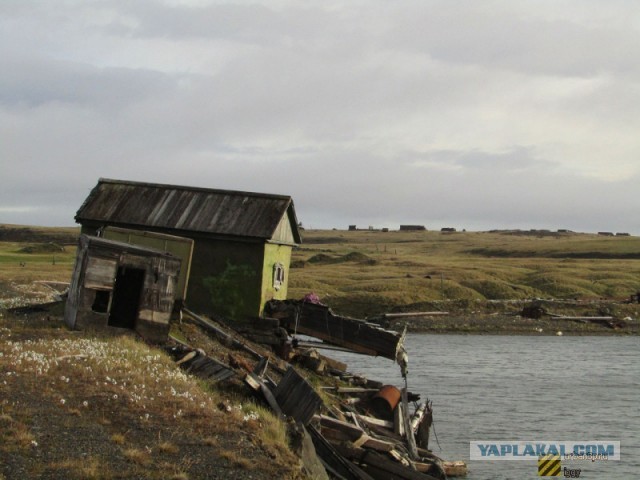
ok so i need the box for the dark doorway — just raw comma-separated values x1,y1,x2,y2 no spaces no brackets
108,266,145,329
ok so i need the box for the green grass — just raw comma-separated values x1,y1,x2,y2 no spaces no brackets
289,230,640,317
2,224,640,318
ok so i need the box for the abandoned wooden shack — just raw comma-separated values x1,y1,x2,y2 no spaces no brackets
102,226,194,306
64,234,182,342
74,178,301,321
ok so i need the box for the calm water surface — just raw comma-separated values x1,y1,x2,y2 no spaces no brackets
328,334,639,479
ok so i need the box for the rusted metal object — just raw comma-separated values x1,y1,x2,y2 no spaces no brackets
371,385,401,419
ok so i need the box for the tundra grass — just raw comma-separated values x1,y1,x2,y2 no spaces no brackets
2,225,640,317
290,230,640,317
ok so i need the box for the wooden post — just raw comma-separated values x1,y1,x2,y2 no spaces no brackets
401,387,419,462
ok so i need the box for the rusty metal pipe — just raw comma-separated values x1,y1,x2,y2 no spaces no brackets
371,385,401,419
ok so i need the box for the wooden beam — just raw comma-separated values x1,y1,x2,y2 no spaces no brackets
273,367,323,425
383,312,449,318
267,301,404,360
334,444,441,480
347,412,394,430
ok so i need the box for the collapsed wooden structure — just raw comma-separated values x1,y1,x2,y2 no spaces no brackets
64,235,181,343
169,309,466,479
265,299,406,362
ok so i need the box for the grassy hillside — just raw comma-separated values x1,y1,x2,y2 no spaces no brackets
0,312,302,479
288,230,640,318
0,224,77,309
1,224,639,319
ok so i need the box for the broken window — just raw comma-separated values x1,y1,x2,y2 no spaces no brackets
92,290,111,313
273,263,285,291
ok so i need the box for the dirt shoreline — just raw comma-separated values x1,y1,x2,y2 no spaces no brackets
385,314,640,335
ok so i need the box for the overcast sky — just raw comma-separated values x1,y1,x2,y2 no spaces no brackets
2,1,639,233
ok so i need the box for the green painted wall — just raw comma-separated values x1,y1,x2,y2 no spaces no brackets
78,224,295,321
260,243,292,313
188,238,264,320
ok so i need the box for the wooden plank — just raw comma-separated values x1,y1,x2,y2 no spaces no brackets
166,343,236,383
334,444,440,480
319,426,396,453
244,373,284,418
443,461,468,477
401,387,419,461
267,301,404,360
383,312,449,318
307,425,375,480
84,256,117,289
394,402,405,437
347,412,394,430
273,367,323,425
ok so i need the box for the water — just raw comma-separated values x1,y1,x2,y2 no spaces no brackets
326,334,640,479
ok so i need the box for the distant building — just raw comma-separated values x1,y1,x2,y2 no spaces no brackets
441,227,456,233
399,225,426,231
348,225,357,231
616,232,631,236
598,232,615,236
74,178,301,321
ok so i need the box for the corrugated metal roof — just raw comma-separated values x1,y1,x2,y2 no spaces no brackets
75,178,301,243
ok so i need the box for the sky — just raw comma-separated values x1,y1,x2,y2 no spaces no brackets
2,0,639,234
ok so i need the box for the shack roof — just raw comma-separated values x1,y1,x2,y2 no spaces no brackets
75,178,301,244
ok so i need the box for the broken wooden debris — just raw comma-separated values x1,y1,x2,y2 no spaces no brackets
521,304,626,329
244,372,284,419
546,313,626,329
176,310,464,479
164,344,236,383
273,366,323,425
295,348,348,374
401,387,419,461
442,461,468,477
411,402,433,450
383,312,449,318
314,415,397,452
183,308,262,359
308,425,375,480
265,299,406,361
182,308,289,374
334,443,442,480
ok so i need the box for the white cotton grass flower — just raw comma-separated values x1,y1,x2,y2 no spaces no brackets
243,412,260,422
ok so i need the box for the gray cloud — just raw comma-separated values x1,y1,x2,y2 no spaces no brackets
1,1,639,235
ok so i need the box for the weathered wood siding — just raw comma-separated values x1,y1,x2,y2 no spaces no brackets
64,235,181,343
103,227,193,302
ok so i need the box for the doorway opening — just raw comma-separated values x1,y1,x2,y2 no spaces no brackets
108,266,145,329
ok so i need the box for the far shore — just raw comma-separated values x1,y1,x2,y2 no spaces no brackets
385,313,639,335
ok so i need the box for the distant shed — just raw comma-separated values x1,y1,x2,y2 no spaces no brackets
64,235,181,343
74,178,301,321
399,225,426,231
